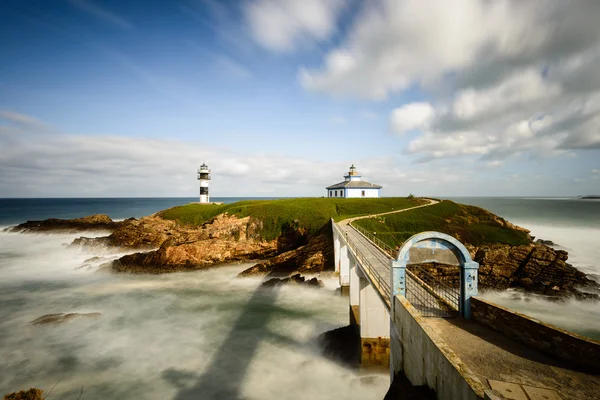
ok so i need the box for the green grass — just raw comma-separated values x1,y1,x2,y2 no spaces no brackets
352,200,531,248
159,197,424,240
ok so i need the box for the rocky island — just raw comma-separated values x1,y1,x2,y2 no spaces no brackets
5,198,599,300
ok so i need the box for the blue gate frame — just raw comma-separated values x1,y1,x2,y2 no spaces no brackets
390,231,479,319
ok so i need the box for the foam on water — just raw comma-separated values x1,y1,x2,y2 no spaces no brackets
0,231,388,399
480,220,600,340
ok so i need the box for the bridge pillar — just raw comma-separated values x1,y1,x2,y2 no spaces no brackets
359,276,390,369
349,255,360,325
339,244,350,295
333,236,341,274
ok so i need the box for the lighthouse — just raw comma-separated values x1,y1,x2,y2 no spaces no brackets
197,163,211,203
325,164,382,198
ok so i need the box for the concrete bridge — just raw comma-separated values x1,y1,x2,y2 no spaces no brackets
331,203,600,400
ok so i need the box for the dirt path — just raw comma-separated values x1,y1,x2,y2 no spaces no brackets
339,198,439,226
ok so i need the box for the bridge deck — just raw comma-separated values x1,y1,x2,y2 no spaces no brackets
428,317,600,400
337,221,600,400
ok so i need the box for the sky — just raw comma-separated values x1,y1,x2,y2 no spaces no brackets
1,0,599,198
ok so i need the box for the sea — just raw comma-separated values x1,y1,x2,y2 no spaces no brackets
0,197,599,398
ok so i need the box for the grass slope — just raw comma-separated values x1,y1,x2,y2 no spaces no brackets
352,200,531,248
159,197,424,240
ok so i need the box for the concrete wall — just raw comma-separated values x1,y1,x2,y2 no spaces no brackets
360,277,390,338
391,295,485,400
345,188,380,198
471,297,600,373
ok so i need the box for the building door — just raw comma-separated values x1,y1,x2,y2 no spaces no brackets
361,190,365,197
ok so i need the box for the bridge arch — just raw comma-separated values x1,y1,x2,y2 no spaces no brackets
390,231,479,319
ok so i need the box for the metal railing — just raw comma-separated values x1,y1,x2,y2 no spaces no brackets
349,221,397,258
406,265,460,318
332,221,391,309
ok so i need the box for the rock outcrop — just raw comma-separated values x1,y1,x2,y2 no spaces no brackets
5,214,118,233
239,223,334,276
413,243,599,300
3,388,44,400
473,243,598,299
30,313,101,325
261,274,323,288
111,213,279,273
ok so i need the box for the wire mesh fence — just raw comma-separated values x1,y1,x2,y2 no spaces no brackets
405,263,460,318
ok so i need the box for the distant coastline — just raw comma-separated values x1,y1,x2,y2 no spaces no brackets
579,195,600,200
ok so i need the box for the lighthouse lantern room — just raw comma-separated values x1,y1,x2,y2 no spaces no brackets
197,163,211,203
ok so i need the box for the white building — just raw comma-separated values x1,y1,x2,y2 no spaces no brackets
326,165,382,198
197,163,211,203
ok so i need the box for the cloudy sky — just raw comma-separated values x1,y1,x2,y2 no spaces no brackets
1,0,599,197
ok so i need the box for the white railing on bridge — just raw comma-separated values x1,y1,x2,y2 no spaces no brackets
349,221,397,258
332,221,391,309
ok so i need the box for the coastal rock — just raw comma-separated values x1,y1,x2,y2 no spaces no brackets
70,236,113,248
239,223,334,276
31,313,101,325
318,325,360,369
422,243,599,300
261,274,324,288
536,238,557,246
110,214,279,273
5,214,118,233
3,388,44,400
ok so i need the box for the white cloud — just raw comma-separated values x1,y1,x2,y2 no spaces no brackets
390,102,434,135
245,0,346,52
300,0,600,162
1,111,597,197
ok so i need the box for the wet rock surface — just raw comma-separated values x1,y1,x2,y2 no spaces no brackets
261,274,323,288
239,223,334,277
415,242,600,300
30,313,101,325
318,325,360,369
5,214,118,233
3,388,44,400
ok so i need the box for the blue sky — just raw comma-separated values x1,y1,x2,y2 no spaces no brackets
1,0,599,197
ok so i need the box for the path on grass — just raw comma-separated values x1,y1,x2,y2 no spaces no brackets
339,198,439,226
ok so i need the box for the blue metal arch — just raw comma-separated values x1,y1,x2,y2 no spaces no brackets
391,231,479,319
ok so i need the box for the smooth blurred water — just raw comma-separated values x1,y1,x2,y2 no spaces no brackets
0,230,388,399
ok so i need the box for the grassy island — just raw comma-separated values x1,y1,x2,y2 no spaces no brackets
352,200,531,248
159,197,426,240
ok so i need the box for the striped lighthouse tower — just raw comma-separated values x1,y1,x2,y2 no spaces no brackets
197,163,211,203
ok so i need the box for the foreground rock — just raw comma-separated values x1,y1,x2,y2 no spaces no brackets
30,313,101,325
5,214,118,233
318,325,360,369
261,274,323,288
3,388,44,400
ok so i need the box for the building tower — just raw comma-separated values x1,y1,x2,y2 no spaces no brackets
197,163,211,203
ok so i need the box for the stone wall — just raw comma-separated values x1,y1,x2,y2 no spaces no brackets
361,337,389,371
471,297,600,373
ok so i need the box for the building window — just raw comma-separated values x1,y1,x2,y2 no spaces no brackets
361,190,365,197
200,187,209,195
329,191,332,197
